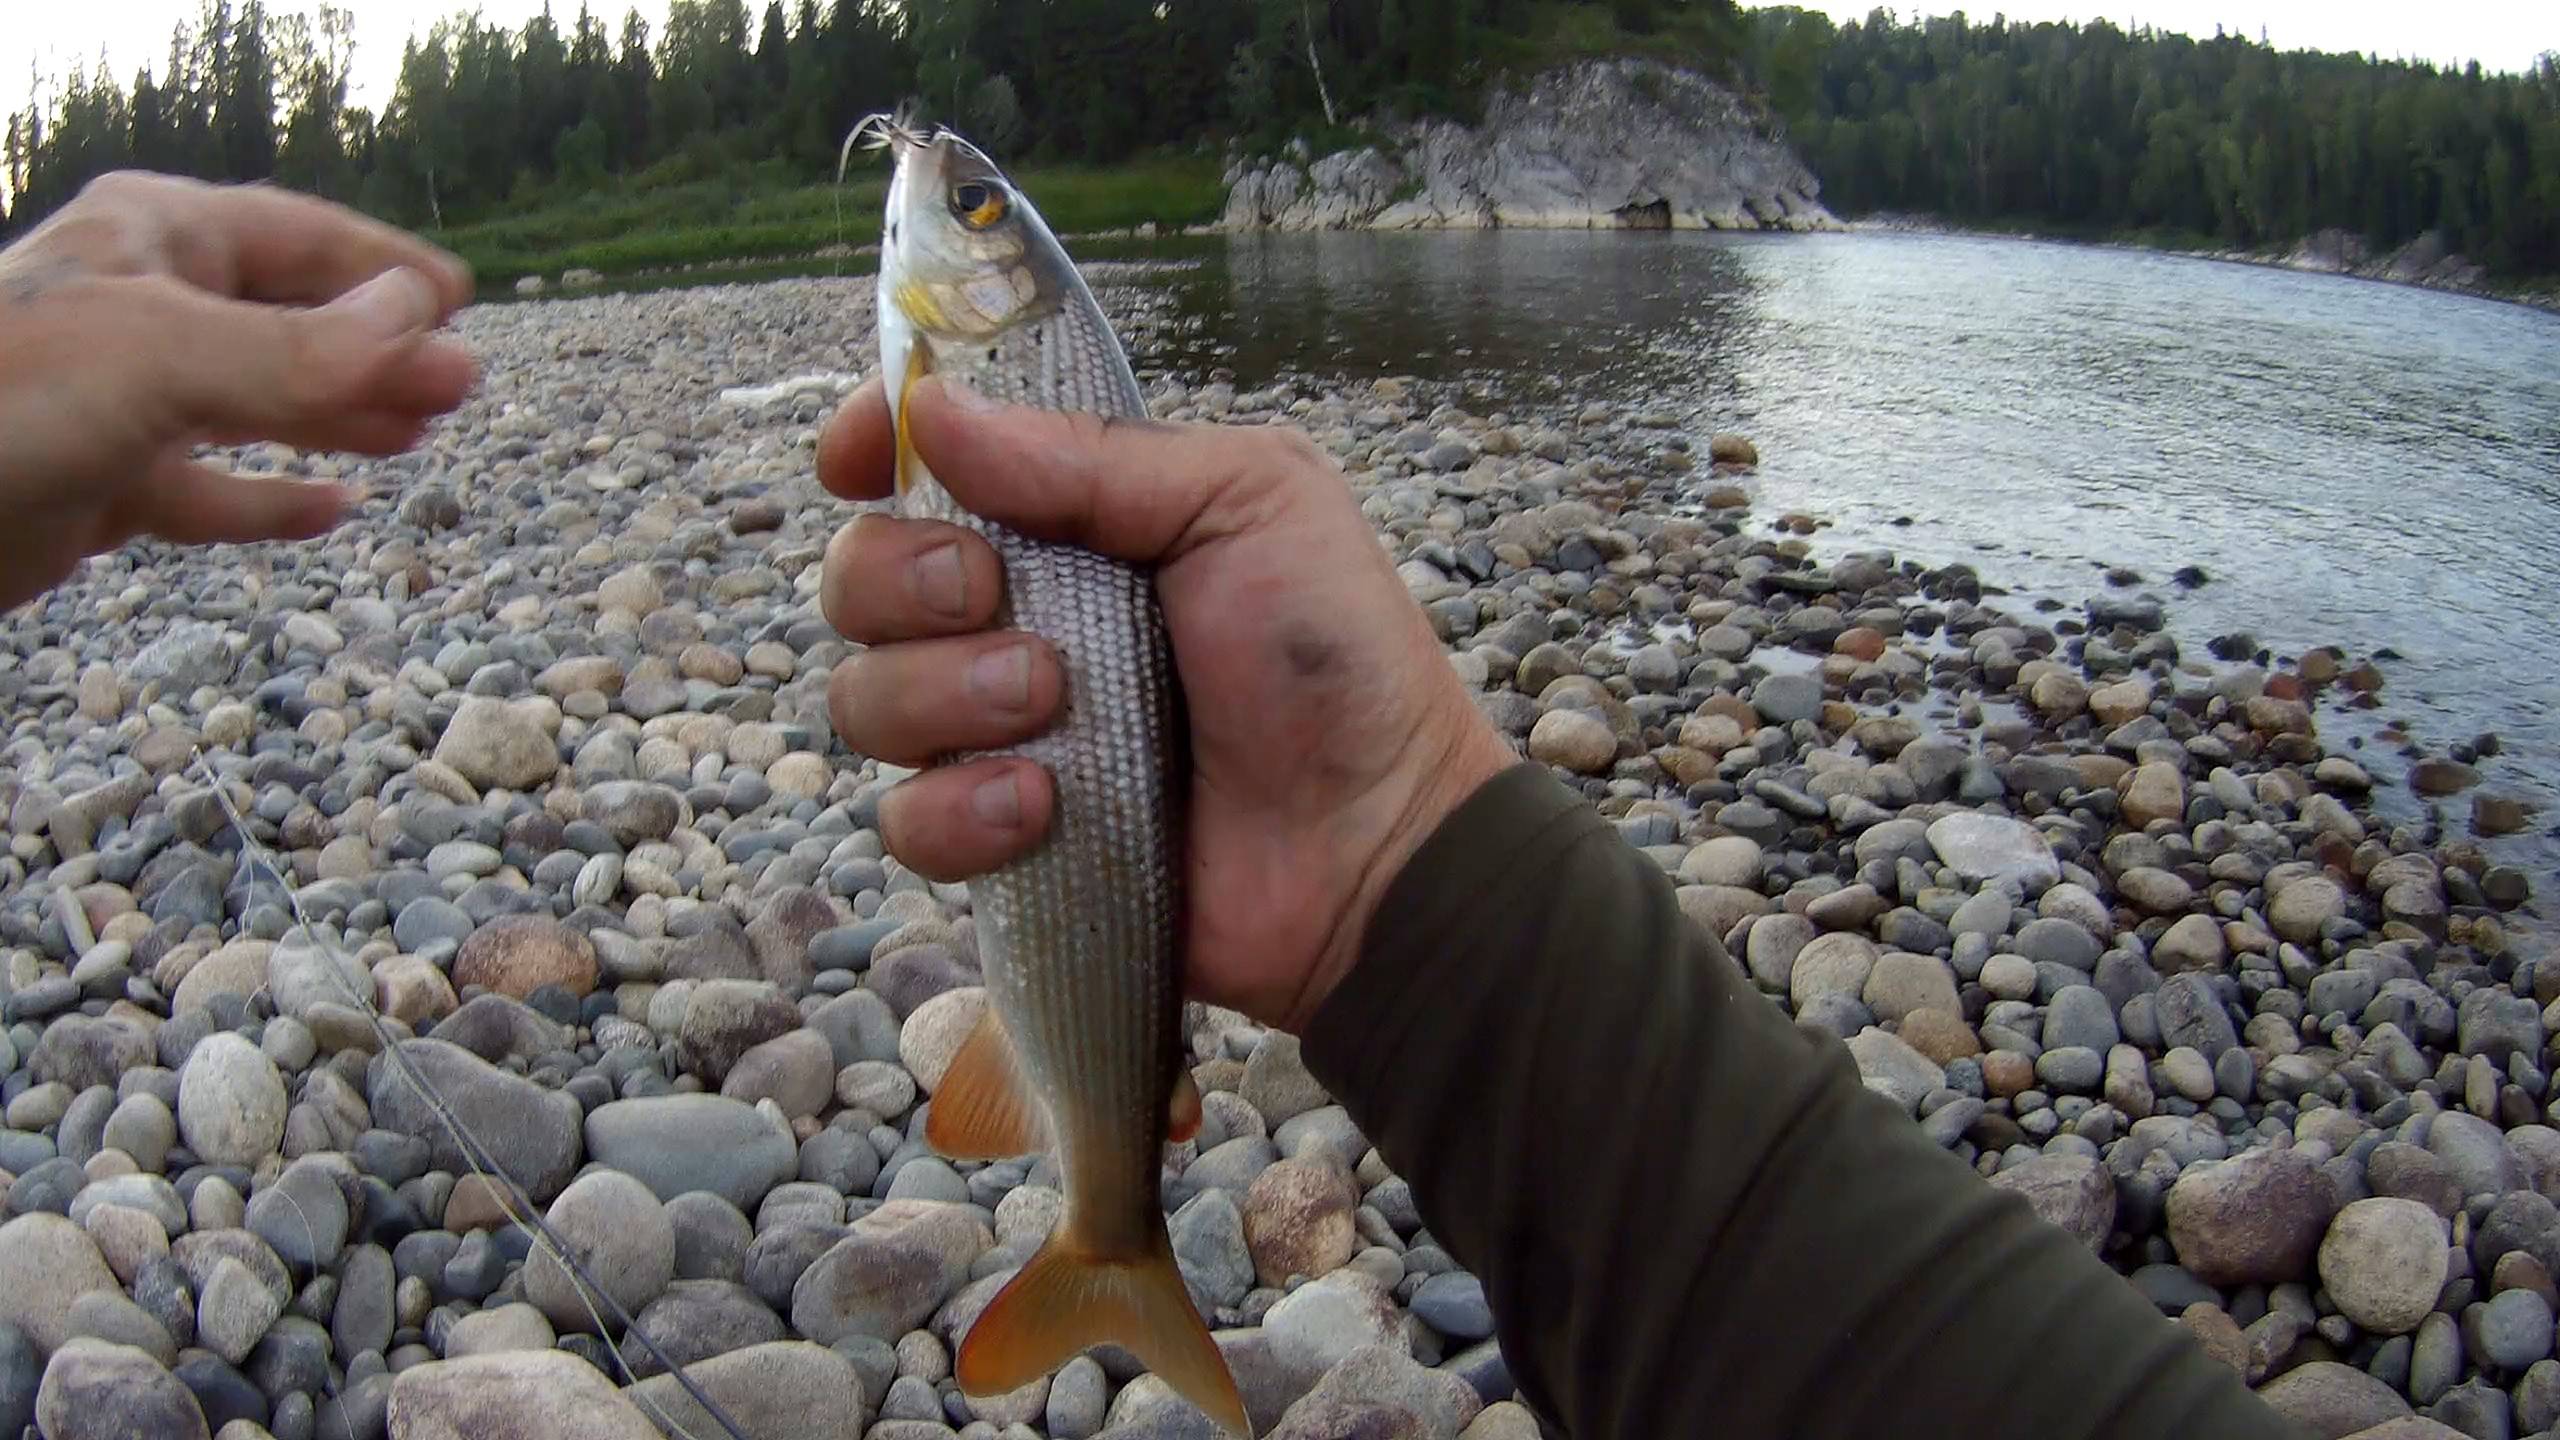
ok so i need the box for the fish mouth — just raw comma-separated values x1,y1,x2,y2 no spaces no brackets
847,109,936,158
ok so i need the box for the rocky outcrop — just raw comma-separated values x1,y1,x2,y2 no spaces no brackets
1223,59,1834,233
2278,228,2488,290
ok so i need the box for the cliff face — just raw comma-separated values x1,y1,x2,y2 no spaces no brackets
1222,59,1836,233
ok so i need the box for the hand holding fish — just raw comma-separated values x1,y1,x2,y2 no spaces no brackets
0,171,476,611
817,370,1515,1034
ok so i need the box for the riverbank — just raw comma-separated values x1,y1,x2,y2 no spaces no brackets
433,157,1226,293
0,273,2545,1436
1852,212,2560,317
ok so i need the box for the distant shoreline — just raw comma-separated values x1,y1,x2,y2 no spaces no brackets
1846,213,2560,319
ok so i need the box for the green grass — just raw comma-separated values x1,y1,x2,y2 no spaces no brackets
433,155,1228,291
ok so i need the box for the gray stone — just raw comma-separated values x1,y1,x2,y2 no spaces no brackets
2254,1360,2412,1439
1048,1354,1108,1440
2429,1111,2525,1199
245,1157,349,1275
384,1349,659,1439
2476,1289,2556,1372
2166,1147,2337,1285
585,1095,798,1212
367,1040,585,1202
1169,1188,1255,1314
176,1034,287,1168
625,1341,866,1440
35,1338,209,1440
1266,1342,1481,1440
333,1244,395,1361
524,1169,675,1335
1925,813,2060,892
1411,1272,1494,1341
668,1192,756,1282
432,697,558,792
2459,990,2543,1067
0,1322,36,1440
616,1279,785,1378
2042,986,2120,1052
27,1016,154,1093
195,1257,284,1366
1986,1154,2115,1252
1241,1034,1329,1127
2154,974,2242,1060
2318,1198,2449,1336
788,1200,990,1345
2412,1311,2465,1405
1845,1029,1942,1114
0,1213,122,1351
2015,917,2102,971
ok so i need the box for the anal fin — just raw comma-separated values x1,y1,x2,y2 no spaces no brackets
925,1009,1046,1160
957,1229,1252,1437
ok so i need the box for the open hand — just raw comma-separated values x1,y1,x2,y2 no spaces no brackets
815,374,1516,1031
0,172,478,610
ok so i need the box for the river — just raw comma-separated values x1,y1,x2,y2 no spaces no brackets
1100,228,2560,864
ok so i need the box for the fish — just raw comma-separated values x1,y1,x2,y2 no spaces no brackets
852,114,1250,1437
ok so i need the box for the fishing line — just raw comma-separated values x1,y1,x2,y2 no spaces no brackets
191,752,753,1440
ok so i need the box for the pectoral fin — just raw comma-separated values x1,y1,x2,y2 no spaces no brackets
957,1228,1252,1437
1169,1070,1202,1145
925,1009,1045,1160
893,338,932,498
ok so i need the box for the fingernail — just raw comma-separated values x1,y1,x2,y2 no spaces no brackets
330,266,433,341
936,375,997,413
967,644,1031,710
911,541,967,618
971,772,1022,828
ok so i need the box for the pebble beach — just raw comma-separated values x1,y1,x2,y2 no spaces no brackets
0,272,2546,1440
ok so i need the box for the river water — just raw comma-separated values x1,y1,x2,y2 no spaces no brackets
1101,228,2560,861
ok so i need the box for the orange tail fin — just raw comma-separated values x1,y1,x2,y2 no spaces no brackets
956,1229,1251,1437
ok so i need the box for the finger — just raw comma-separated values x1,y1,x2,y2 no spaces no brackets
143,267,452,441
818,376,894,501
196,338,474,457
904,374,1322,563
821,513,1006,644
828,635,1062,767
112,453,350,547
120,173,476,313
879,759,1055,882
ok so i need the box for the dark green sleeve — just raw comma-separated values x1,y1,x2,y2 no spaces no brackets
1301,762,2306,1440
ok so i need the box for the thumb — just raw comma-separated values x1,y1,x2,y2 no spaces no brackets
905,373,1319,564
150,266,439,438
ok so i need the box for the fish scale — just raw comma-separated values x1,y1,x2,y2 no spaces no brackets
866,116,1248,1435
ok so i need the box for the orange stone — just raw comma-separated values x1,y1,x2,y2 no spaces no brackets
1834,627,1887,662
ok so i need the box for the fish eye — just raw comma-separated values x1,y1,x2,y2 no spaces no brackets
951,181,1008,230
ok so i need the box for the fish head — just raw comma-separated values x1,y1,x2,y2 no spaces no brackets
873,120,1071,344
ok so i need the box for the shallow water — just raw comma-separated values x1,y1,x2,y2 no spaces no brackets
1112,229,2560,862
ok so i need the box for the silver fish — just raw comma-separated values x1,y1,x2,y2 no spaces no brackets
855,115,1248,1436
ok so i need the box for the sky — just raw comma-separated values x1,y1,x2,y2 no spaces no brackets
2,0,2549,135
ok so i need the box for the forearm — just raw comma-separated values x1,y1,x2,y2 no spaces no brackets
1302,763,2302,1440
